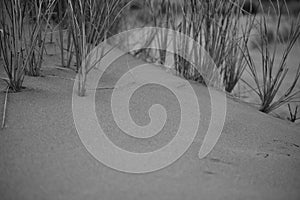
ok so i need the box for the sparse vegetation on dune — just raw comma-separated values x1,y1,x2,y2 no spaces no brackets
118,0,300,118
0,0,299,121
1,3,300,198
120,0,255,90
0,0,127,95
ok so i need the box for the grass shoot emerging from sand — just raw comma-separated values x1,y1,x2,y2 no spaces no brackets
287,104,300,122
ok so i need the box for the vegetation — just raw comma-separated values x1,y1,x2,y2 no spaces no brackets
124,0,300,114
287,104,300,122
0,0,55,92
0,0,299,121
67,0,127,96
242,5,300,113
25,0,56,76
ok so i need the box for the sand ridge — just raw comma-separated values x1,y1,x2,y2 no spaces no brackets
0,51,299,199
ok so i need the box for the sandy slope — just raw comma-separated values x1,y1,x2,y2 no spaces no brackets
0,49,299,200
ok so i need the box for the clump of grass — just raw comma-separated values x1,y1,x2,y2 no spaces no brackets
167,0,254,90
0,0,27,92
243,0,300,113
68,0,127,96
0,0,56,91
116,0,250,90
171,0,207,84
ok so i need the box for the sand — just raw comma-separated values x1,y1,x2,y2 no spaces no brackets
0,4,300,198
0,45,300,200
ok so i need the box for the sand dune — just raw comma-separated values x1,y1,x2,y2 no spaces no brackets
0,48,299,199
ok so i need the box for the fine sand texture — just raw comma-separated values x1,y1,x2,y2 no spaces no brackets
0,46,300,200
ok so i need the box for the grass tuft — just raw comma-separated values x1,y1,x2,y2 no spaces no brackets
243,0,300,113
68,0,128,96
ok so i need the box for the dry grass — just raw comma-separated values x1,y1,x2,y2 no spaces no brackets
0,0,27,92
287,104,300,122
68,0,128,96
119,0,300,115
25,0,56,76
1,0,299,119
0,0,56,91
243,1,300,113
158,0,254,90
